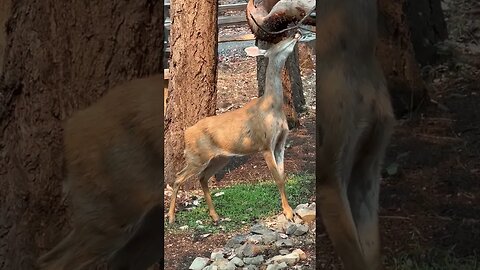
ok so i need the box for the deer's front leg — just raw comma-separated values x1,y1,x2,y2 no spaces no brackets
263,148,294,220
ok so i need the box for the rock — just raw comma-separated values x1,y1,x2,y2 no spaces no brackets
275,239,293,248
247,234,263,244
210,248,226,261
203,266,218,270
295,204,316,223
242,265,259,270
268,253,300,266
304,238,314,245
279,249,290,255
266,262,288,270
225,234,247,248
276,214,289,231
294,215,303,224
243,255,264,265
235,243,268,258
250,223,272,235
285,222,297,235
189,257,209,270
262,231,279,244
291,248,307,260
278,233,288,239
230,257,244,267
212,258,235,270
293,224,309,236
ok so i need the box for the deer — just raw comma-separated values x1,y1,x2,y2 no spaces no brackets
37,75,165,270
167,32,308,225
246,0,395,269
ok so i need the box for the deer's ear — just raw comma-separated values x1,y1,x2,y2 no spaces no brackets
244,47,266,57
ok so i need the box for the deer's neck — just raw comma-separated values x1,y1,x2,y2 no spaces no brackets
263,57,287,108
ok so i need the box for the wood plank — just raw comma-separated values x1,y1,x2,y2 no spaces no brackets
164,15,247,30
164,3,247,15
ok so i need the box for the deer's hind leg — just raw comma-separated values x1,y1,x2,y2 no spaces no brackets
264,130,294,220
168,163,202,224
199,156,230,224
348,120,393,270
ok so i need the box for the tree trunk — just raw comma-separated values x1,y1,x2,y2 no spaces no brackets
405,0,448,66
164,0,218,188
377,0,430,117
0,1,163,269
256,40,305,129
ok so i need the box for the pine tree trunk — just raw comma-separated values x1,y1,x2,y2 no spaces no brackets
164,0,218,188
0,1,163,269
377,0,430,116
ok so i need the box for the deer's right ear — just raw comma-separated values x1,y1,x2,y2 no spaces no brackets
244,47,266,57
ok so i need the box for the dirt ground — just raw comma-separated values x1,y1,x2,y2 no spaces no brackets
164,0,479,269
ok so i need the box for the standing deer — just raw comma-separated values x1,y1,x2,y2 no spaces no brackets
167,32,304,225
38,75,165,270
247,0,395,269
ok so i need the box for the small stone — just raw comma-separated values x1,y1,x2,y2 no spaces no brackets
236,243,267,258
275,239,293,248
278,233,288,239
276,214,289,231
189,257,209,270
268,253,299,266
291,248,307,260
304,238,314,245
266,262,288,270
279,249,290,255
293,224,309,236
211,249,225,261
266,265,276,270
246,244,268,257
285,222,297,235
226,234,247,248
247,234,263,244
294,215,303,224
180,225,189,230
243,255,264,265
212,258,235,270
251,223,272,235
203,266,218,270
262,231,279,244
242,265,259,270
295,204,316,223
230,257,244,267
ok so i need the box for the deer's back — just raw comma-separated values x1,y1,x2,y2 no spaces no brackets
184,98,287,158
64,75,164,227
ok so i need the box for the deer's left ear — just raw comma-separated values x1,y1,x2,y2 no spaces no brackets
244,46,267,57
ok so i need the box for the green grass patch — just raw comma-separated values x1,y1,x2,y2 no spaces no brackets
166,173,315,233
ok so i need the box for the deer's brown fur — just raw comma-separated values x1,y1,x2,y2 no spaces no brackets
38,75,164,270
314,1,395,269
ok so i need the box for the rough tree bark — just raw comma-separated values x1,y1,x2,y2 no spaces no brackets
164,0,218,188
377,0,438,117
256,40,306,129
405,0,448,66
0,1,163,269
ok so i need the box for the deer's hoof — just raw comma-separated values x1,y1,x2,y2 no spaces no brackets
284,209,294,221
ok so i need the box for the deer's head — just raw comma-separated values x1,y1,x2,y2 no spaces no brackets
245,0,316,43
